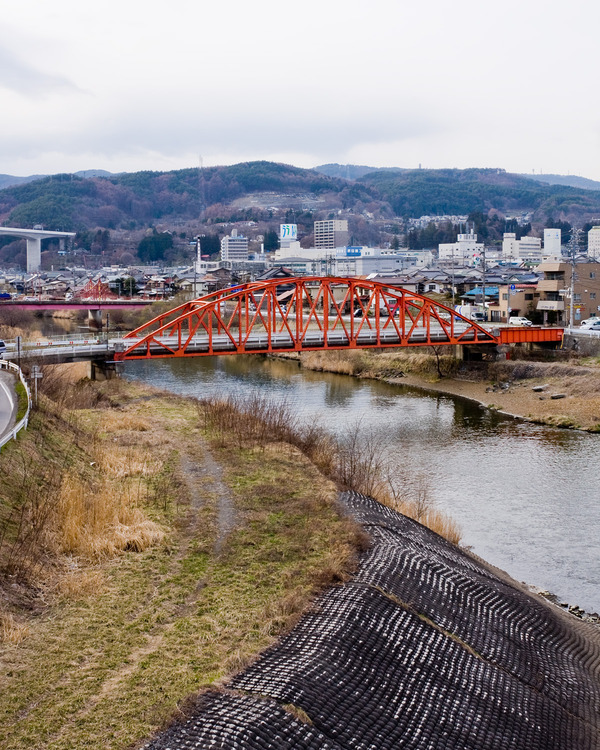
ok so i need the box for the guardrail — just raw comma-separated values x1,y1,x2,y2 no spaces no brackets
2,331,130,350
564,327,600,336
0,360,31,450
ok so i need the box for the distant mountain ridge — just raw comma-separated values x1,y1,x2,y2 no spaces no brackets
0,170,114,191
520,173,600,192
2,161,600,234
314,163,408,180
316,163,600,193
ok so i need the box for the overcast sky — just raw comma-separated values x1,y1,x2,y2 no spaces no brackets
2,0,599,180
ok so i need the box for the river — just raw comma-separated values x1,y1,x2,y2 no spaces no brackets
124,355,600,614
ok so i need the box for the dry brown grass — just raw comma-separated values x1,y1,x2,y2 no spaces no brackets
299,348,460,380
94,444,162,479
48,474,164,561
98,412,152,433
0,611,29,644
382,492,462,545
54,569,106,600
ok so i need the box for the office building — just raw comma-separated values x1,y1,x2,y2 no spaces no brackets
544,228,561,257
438,233,484,266
221,229,249,262
588,226,600,260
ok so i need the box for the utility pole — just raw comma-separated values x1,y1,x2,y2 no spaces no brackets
451,246,455,308
480,246,486,321
567,228,580,328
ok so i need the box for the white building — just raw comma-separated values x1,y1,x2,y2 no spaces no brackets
517,236,543,264
278,224,302,255
502,233,542,264
221,229,249,262
438,233,484,266
588,225,600,260
544,228,561,257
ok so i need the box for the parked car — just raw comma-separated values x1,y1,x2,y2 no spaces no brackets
579,317,600,328
470,312,487,323
0,339,6,356
582,320,600,331
508,316,533,326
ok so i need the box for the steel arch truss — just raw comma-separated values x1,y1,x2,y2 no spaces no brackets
115,277,499,361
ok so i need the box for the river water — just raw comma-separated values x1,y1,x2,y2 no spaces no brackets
124,355,600,613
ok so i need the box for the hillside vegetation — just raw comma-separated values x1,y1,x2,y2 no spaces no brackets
357,167,600,219
2,162,600,236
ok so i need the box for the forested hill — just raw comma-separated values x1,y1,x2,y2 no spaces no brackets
2,160,600,233
0,162,372,232
355,167,600,219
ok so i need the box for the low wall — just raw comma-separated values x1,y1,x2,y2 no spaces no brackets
563,332,600,356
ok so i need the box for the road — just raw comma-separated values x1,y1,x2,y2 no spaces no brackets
0,368,16,438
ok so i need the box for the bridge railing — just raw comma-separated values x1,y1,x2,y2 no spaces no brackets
2,331,130,351
0,360,31,450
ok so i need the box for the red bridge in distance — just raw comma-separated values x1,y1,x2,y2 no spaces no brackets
1,280,152,311
113,277,564,361
1,300,151,311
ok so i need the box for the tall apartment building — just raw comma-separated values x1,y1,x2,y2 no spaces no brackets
588,225,600,260
220,229,249,262
543,228,561,257
314,220,349,249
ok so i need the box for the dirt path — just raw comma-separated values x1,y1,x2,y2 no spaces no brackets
179,448,238,554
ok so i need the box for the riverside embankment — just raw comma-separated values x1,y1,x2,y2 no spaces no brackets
144,490,600,750
2,370,599,749
0,376,361,749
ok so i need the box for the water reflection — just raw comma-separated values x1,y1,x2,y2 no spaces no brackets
125,356,600,612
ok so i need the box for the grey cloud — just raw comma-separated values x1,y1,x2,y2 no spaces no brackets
61,105,444,161
0,100,445,170
0,46,81,96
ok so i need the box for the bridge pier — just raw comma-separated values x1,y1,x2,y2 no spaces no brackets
26,237,42,273
90,358,121,381
88,308,103,329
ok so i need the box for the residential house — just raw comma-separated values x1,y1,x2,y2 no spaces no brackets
536,259,600,325
488,284,540,323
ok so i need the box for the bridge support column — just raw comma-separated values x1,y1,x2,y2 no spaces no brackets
88,308,102,329
90,358,121,381
26,237,42,272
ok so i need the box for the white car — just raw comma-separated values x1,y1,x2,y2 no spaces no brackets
582,320,600,331
508,316,533,326
579,318,600,328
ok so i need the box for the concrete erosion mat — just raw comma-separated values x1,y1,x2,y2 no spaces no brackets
142,491,600,750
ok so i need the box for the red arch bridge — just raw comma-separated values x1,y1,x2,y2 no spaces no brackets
113,277,563,361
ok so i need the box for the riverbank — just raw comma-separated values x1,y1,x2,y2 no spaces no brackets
0,376,361,749
279,349,600,432
144,490,600,750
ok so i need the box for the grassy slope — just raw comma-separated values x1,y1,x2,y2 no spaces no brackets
0,379,360,749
